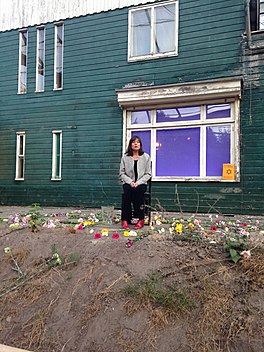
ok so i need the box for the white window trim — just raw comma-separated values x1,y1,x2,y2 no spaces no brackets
53,22,64,90
128,0,179,62
15,132,25,181
35,26,45,93
117,78,242,182
18,29,28,94
51,130,62,180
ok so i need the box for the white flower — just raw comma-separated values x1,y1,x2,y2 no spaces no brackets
240,250,251,258
129,231,137,237
90,229,94,234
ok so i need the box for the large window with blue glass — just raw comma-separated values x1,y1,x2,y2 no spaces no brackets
126,102,239,181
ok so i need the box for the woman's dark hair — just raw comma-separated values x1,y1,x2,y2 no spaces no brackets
126,136,144,156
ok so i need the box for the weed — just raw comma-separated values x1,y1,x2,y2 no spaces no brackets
27,203,43,232
124,273,194,311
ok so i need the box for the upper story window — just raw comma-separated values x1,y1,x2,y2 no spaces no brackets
128,0,179,61
36,27,45,92
18,30,28,94
54,23,64,90
15,132,26,180
250,0,264,31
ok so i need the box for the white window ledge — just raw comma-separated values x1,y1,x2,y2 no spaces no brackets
117,78,242,108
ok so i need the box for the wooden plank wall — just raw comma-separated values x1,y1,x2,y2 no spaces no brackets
0,0,263,214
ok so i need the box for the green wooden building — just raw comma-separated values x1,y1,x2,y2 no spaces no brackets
0,0,263,214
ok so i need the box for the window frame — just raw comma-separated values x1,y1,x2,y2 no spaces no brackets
15,132,26,181
128,0,179,62
36,26,45,92
53,22,64,90
18,29,28,94
51,130,62,180
123,99,240,182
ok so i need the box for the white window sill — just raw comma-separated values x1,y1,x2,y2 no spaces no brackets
17,92,26,95
35,90,45,93
128,51,178,62
51,178,62,181
53,88,63,91
15,178,24,181
152,177,240,182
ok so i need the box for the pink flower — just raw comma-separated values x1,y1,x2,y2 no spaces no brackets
94,233,101,239
126,239,133,248
77,225,83,230
210,225,217,231
112,233,120,240
240,250,251,258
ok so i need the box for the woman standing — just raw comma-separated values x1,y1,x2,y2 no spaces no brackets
119,136,151,230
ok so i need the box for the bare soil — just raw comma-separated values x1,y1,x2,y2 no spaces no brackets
0,207,263,352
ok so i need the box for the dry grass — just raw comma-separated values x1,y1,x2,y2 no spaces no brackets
239,252,264,286
189,279,233,352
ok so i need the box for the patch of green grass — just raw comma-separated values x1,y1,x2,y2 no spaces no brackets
124,273,194,311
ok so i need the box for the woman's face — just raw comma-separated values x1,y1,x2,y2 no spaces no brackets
131,139,141,151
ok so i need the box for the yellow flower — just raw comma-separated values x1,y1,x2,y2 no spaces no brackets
9,223,20,229
188,223,194,228
175,223,183,233
84,221,94,226
124,231,130,237
101,229,109,236
4,247,11,253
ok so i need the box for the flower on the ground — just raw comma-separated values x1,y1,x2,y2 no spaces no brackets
175,223,183,233
101,229,109,236
158,227,165,234
126,239,133,248
240,250,251,258
94,233,101,239
43,220,56,229
112,233,120,240
9,223,20,229
123,231,130,237
4,247,11,254
129,231,137,237
210,225,217,231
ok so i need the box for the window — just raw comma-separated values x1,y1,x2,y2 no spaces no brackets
36,27,45,92
125,103,238,181
18,30,28,94
250,0,264,31
128,0,178,61
117,79,241,182
52,131,62,180
54,23,64,89
15,132,25,180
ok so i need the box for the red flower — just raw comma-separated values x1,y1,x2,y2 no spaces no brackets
242,223,248,227
210,225,217,231
77,225,83,230
94,233,101,239
126,240,133,248
112,233,120,240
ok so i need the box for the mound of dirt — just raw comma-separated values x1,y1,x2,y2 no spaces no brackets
0,210,263,352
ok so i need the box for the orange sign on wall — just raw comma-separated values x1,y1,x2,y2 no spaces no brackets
222,164,235,180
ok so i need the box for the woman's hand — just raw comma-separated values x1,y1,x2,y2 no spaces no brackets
130,181,138,188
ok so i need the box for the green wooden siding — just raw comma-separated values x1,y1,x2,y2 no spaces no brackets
0,0,263,214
